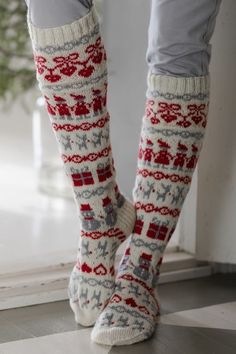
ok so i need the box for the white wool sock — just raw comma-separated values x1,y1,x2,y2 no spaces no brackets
26,5,136,327
91,73,210,344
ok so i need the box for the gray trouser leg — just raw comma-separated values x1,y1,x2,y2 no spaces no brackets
24,0,93,28
146,0,222,76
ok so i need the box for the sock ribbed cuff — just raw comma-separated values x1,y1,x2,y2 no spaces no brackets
147,72,210,96
27,5,99,47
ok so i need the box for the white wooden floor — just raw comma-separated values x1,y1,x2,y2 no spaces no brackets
160,301,236,331
1,300,236,354
0,329,111,354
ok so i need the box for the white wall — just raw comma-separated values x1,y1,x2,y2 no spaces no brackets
102,0,181,249
196,0,236,263
102,0,150,199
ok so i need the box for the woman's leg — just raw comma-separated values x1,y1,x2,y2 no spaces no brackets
24,0,135,326
91,0,222,345
146,0,222,77
25,0,93,27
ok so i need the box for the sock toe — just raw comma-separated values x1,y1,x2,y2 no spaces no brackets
91,324,153,346
70,299,98,327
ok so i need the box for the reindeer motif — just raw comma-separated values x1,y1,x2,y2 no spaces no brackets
101,312,114,327
143,181,155,199
156,183,172,202
171,185,185,206
79,288,89,308
91,131,103,148
116,315,129,327
60,135,73,151
95,240,109,259
128,283,142,297
142,292,151,306
81,239,91,257
133,179,143,198
91,290,102,310
133,320,145,331
75,133,88,150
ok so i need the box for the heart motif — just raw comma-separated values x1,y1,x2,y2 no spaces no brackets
81,262,92,273
151,117,160,125
191,115,203,125
78,65,94,78
45,74,61,83
125,297,137,308
94,263,107,275
60,66,77,77
91,52,103,64
162,114,177,124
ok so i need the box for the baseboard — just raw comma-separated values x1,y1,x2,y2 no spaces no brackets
211,262,236,273
0,252,212,311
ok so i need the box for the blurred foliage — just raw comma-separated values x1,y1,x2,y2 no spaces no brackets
0,0,36,105
0,0,104,110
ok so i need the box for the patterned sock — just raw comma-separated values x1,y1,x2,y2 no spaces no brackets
26,5,135,326
91,73,210,345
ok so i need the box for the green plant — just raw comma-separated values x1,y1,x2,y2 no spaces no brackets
0,1,36,105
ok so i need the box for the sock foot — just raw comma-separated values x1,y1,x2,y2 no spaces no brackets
91,270,161,345
68,198,136,326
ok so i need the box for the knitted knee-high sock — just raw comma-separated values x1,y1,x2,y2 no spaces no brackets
91,73,210,345
26,5,135,326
